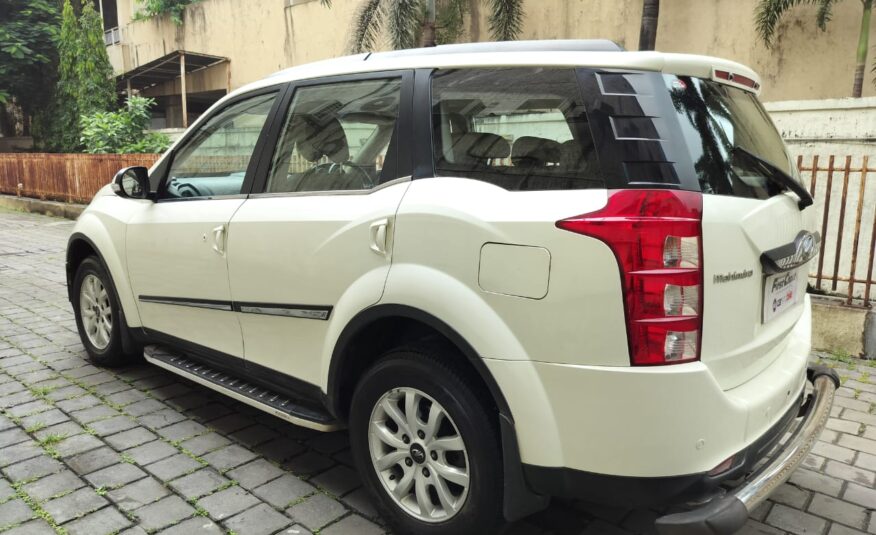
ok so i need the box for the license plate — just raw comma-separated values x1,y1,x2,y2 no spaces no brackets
763,270,799,323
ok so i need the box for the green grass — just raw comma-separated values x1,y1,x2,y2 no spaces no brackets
38,433,66,447
24,421,45,434
29,386,56,398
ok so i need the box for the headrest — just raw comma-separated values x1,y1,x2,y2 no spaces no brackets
559,138,594,168
296,117,350,163
512,136,561,166
450,132,511,163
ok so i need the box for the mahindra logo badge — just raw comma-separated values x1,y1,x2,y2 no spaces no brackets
760,230,821,275
799,233,816,258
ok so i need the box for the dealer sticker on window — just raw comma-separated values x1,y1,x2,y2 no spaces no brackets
763,270,799,323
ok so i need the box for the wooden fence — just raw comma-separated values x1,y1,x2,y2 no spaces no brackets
0,153,161,204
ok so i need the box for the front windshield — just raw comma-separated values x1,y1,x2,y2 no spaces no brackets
665,75,799,199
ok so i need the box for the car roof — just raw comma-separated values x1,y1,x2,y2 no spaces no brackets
235,40,761,97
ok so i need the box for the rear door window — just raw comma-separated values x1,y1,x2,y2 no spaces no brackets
665,75,798,199
431,68,602,191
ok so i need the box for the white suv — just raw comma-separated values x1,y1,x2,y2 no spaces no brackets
67,40,838,535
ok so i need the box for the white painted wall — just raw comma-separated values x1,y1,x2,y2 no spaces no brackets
765,98,876,304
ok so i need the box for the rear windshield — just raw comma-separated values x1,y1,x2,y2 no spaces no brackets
664,75,798,199
431,68,602,191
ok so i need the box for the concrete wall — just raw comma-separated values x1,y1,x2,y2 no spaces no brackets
108,0,876,101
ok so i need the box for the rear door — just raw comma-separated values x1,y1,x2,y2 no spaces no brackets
664,74,818,389
226,71,413,387
578,69,817,388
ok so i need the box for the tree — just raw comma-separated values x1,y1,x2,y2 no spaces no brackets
42,0,82,151
0,0,60,137
341,0,525,54
40,0,116,151
755,0,873,98
76,1,115,114
638,0,659,51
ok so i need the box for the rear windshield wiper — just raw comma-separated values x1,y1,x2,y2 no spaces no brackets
731,146,813,209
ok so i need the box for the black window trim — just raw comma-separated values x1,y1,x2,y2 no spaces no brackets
152,83,290,203
247,69,416,196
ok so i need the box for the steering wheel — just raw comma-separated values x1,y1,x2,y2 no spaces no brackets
176,183,203,198
341,163,376,190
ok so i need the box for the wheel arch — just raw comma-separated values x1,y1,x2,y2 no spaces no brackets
327,304,510,421
67,229,141,329
326,304,549,521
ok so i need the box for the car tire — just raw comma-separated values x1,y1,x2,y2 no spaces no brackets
349,344,503,535
72,256,139,367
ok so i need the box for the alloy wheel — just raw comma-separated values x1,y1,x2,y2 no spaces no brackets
79,273,112,350
368,387,470,523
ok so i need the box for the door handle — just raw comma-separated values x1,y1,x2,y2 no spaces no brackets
211,225,226,256
369,218,390,256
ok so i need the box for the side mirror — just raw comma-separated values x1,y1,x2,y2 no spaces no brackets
112,167,151,200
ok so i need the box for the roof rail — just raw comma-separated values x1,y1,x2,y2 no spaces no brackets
366,39,625,60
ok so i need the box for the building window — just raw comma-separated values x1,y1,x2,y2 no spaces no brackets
93,0,120,45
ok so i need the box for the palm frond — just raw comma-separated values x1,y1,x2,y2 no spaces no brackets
348,0,385,54
487,0,524,41
386,0,421,50
320,0,331,6
754,0,813,47
815,0,837,30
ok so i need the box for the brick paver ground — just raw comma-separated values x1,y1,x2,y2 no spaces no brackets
0,206,874,535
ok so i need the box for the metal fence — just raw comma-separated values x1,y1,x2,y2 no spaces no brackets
0,153,161,204
799,155,876,308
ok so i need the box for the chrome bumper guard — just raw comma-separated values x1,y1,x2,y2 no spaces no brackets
655,365,840,535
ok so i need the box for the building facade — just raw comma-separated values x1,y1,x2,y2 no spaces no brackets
98,0,876,128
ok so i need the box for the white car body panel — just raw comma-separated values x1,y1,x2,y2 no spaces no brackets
73,184,144,327
126,198,246,357
486,297,809,476
386,177,628,367
227,181,410,386
700,192,818,390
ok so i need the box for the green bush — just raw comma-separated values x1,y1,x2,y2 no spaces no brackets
80,96,171,154
135,0,200,25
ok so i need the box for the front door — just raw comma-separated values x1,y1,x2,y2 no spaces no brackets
127,89,282,358
226,72,412,386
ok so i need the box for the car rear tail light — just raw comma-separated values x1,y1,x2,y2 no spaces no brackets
556,189,703,366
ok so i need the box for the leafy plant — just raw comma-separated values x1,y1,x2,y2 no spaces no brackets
755,0,873,97
80,96,171,154
134,0,201,25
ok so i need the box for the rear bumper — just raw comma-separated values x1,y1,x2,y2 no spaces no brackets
654,365,838,535
522,377,806,507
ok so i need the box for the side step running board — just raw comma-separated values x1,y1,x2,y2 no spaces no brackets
144,345,341,432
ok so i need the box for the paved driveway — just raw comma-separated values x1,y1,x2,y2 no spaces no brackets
0,207,874,535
